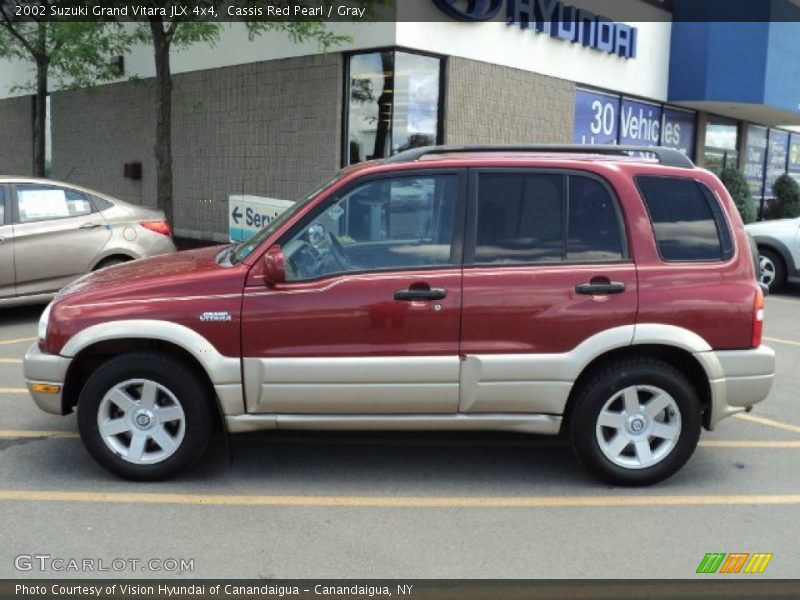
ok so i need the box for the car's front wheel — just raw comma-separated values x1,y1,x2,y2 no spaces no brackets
758,248,785,293
77,352,212,481
570,358,701,486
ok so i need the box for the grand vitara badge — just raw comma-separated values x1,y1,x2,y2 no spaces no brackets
200,311,232,322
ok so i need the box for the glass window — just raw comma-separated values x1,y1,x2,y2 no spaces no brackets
475,173,565,264
567,177,624,261
16,185,93,223
347,51,442,165
0,186,5,224
635,176,732,262
703,118,739,173
284,175,457,281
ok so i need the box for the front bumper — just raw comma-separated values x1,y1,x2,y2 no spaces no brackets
23,343,71,415
698,345,775,430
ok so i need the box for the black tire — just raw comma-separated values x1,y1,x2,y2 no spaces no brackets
758,247,786,293
569,358,701,486
77,352,213,481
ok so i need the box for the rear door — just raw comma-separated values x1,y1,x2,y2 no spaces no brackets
459,169,638,414
11,183,111,296
0,185,14,298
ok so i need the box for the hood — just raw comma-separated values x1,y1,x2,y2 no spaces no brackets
745,217,800,235
58,245,244,304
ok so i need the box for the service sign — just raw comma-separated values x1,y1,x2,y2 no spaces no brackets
766,129,790,197
744,125,768,198
229,194,294,242
574,89,619,145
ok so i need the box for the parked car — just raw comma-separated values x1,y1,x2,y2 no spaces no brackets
24,145,775,485
745,216,800,293
0,177,175,307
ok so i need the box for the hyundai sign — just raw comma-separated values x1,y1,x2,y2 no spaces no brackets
432,0,637,58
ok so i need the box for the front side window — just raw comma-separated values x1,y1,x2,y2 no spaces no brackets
16,185,93,223
473,172,625,264
347,51,442,165
284,174,457,281
635,176,732,262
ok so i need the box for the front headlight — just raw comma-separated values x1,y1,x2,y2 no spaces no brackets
38,302,53,341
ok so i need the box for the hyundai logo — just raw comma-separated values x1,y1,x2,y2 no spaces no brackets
432,0,503,21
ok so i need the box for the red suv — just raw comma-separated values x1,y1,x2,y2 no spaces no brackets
24,145,775,485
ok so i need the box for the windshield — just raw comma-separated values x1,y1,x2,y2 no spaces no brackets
230,174,343,264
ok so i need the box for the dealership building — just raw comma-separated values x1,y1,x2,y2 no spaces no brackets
1,0,800,240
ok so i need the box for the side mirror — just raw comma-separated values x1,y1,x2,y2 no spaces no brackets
263,245,285,286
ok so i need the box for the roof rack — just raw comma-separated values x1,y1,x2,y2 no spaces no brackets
385,144,695,169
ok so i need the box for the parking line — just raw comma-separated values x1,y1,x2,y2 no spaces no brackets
763,335,800,347
766,296,800,306
734,413,800,435
1,490,800,508
0,388,28,394
699,440,800,448
0,430,78,439
0,358,22,364
0,337,35,346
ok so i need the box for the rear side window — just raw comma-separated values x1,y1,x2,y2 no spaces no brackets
15,185,94,223
473,172,625,264
635,176,733,262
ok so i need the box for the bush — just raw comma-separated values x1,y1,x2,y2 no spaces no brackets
766,174,800,220
719,167,756,224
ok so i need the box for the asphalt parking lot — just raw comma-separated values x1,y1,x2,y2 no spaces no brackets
0,293,799,580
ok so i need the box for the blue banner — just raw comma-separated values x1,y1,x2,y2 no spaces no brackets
573,89,619,145
744,125,768,198
766,129,790,197
661,107,696,156
619,98,662,146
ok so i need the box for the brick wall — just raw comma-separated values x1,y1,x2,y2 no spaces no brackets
52,53,342,240
444,57,574,145
0,95,33,175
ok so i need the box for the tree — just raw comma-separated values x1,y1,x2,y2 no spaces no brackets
766,173,800,220
124,1,389,227
0,4,124,176
719,167,756,224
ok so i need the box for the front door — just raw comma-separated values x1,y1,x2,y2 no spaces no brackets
459,169,638,414
12,184,112,297
242,170,466,414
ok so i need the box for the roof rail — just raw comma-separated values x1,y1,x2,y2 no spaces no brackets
385,144,695,169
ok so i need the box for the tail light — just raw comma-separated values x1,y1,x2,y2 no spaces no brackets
752,287,764,348
140,220,172,237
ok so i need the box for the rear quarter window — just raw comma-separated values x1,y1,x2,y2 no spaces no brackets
635,175,733,262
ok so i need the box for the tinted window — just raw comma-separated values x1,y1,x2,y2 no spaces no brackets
475,173,564,264
16,185,93,223
567,177,624,261
474,173,625,264
636,176,731,261
284,175,457,281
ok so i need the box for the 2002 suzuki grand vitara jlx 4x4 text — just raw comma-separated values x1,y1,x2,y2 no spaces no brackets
24,145,775,485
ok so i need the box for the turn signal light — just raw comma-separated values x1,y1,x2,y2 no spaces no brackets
752,287,764,348
140,220,172,237
31,384,61,394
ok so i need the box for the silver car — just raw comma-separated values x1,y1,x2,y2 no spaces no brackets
0,177,176,307
746,216,800,293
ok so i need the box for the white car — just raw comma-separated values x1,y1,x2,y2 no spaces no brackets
745,217,800,292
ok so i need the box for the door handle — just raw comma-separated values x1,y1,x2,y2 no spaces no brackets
575,280,626,295
79,223,102,230
394,287,447,301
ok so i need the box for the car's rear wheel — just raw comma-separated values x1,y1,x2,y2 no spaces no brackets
758,248,785,293
570,359,701,486
77,352,212,481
